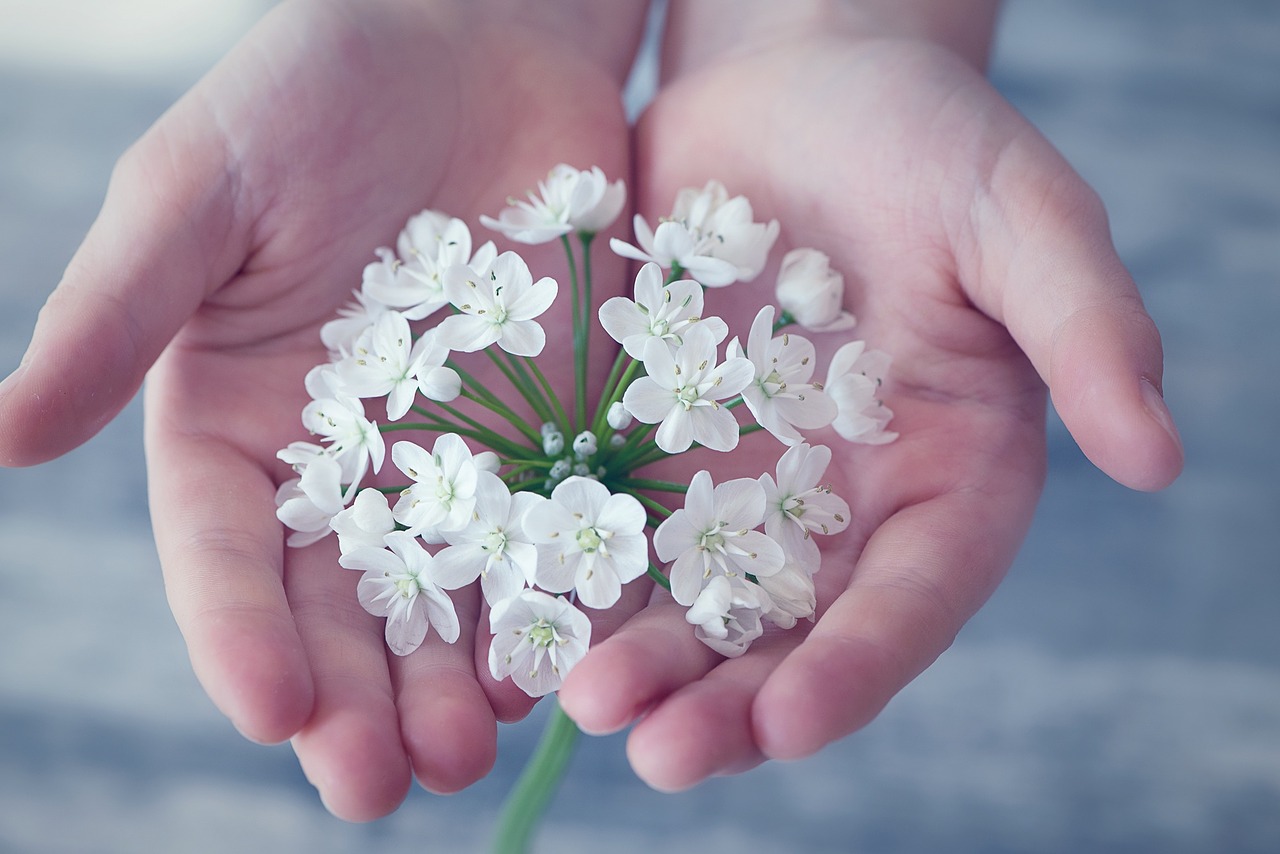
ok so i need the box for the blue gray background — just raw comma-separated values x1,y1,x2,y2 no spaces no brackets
1,1,1277,851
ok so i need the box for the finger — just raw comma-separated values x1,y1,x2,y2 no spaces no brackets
623,637,790,792
145,380,314,746
752,486,1032,762
960,122,1183,491
284,541,413,822
390,584,498,794
557,597,724,736
0,97,248,466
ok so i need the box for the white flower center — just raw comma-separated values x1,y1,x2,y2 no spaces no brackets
527,618,561,648
576,526,604,553
482,528,508,557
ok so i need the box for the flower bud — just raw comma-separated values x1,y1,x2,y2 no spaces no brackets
542,429,565,457
548,457,572,481
606,401,633,430
572,431,598,459
775,248,857,332
473,451,500,474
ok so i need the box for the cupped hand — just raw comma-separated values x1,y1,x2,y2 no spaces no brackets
558,22,1184,790
0,0,646,820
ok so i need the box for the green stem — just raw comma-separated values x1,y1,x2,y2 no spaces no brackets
525,356,572,435
491,700,581,854
646,562,672,592
458,387,543,446
578,232,596,432
476,350,555,428
629,490,674,520
616,477,689,495
560,234,586,431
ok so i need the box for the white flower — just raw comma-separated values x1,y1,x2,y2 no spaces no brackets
611,181,779,287
826,340,898,444
321,279,394,355
760,442,850,571
653,470,785,606
481,164,625,244
297,365,385,493
685,574,769,658
365,211,497,321
330,487,396,556
621,323,754,454
598,262,728,359
336,313,460,422
730,305,838,445
340,531,460,655
774,248,857,332
488,590,591,697
754,561,817,629
275,455,346,547
432,472,541,606
436,252,558,357
524,476,648,610
390,435,480,541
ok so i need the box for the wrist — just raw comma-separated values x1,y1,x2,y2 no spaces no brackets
446,0,653,81
664,0,1001,78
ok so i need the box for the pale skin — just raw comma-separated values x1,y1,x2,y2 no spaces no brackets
0,0,1182,820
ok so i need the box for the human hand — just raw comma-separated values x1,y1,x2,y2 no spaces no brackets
557,0,1184,790
0,0,647,819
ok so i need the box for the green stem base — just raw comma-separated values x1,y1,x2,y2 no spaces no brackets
491,699,582,854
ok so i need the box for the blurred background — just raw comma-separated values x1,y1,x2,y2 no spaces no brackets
1,1,1277,851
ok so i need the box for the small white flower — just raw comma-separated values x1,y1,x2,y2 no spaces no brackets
336,313,460,422
754,561,817,629
364,211,496,321
297,365,385,494
340,531,460,655
685,574,770,658
611,181,779,286
621,323,754,454
598,262,728,359
481,164,625,244
330,487,396,556
774,248,857,332
826,341,898,444
432,472,541,606
524,476,648,610
275,455,346,547
653,470,785,606
730,305,838,446
321,279,394,355
436,252,558,357
760,442,850,571
390,435,480,541
488,590,591,697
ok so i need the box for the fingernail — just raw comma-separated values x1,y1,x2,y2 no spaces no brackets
1140,377,1183,452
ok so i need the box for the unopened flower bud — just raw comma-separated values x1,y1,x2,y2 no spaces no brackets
775,248,857,332
609,434,627,448
572,462,591,477
606,401,633,430
548,457,572,481
473,451,500,474
572,431,598,458
542,429,565,457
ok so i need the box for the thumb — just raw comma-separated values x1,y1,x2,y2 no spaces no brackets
0,101,248,466
963,126,1184,492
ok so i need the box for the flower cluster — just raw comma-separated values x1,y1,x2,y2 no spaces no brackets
276,164,895,697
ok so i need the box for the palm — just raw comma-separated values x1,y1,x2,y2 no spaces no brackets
559,38,1105,788
120,0,634,819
